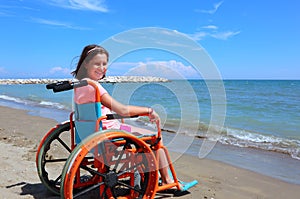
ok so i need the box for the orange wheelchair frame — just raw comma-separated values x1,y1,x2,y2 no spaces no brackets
36,79,197,199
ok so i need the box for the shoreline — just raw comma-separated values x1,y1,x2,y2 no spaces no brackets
1,105,300,198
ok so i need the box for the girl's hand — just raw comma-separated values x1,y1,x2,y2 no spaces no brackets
149,108,160,124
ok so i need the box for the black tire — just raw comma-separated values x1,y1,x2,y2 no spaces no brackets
36,121,73,195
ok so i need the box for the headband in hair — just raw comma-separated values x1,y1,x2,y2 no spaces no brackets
87,47,102,55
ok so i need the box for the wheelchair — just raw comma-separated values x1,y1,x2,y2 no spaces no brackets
36,79,197,199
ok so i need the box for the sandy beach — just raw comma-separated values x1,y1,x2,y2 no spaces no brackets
1,105,300,199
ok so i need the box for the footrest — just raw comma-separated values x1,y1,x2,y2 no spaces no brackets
178,179,198,191
167,169,198,192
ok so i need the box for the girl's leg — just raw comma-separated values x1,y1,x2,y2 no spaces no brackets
127,125,173,184
158,148,173,185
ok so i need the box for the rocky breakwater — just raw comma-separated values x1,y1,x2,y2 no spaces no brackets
0,76,170,84
101,76,169,83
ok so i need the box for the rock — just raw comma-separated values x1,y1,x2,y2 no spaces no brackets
0,76,170,84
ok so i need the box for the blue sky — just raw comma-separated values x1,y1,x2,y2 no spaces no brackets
0,0,299,79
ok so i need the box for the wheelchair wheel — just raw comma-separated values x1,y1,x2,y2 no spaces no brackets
61,130,158,199
36,121,74,195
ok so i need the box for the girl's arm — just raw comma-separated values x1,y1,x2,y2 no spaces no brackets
101,93,160,123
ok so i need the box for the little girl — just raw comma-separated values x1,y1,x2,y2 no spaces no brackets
71,44,173,185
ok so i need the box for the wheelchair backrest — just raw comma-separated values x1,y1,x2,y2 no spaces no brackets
73,80,102,144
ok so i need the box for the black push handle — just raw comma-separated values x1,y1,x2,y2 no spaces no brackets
46,80,88,93
46,81,69,90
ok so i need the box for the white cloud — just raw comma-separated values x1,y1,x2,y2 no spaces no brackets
47,0,108,12
120,60,200,79
201,25,218,30
49,66,71,75
31,17,90,30
32,18,69,27
189,30,240,41
198,1,224,14
210,31,241,40
192,2,240,41
189,31,208,41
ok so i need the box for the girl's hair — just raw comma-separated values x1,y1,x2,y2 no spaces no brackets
71,44,109,80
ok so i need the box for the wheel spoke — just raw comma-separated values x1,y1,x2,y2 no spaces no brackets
111,187,118,198
118,161,143,177
112,140,130,171
117,181,143,194
80,165,105,178
100,185,108,198
56,137,72,153
73,182,104,198
53,174,61,185
45,158,68,163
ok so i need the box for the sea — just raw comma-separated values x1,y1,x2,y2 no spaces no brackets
0,79,299,184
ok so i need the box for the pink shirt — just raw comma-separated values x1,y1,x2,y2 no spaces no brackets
74,79,121,130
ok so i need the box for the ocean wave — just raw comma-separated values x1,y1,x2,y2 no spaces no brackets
0,94,24,104
160,120,300,160
213,127,300,160
0,94,68,111
39,101,66,109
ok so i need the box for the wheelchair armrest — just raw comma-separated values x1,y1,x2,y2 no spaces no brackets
106,114,139,120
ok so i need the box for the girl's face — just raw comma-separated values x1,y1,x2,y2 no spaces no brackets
84,53,108,81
